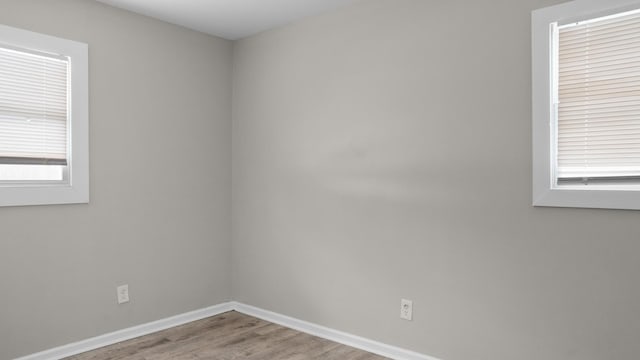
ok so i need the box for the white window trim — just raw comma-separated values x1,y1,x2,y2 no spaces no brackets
532,0,640,210
0,24,88,207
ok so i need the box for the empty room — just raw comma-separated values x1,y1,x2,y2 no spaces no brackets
1,0,639,359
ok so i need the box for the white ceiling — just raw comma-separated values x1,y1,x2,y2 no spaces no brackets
95,0,357,40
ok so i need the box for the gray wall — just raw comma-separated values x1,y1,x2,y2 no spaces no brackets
0,1,232,359
2,1,640,360
232,1,640,360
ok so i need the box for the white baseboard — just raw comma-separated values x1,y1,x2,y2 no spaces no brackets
14,301,439,360
14,302,234,360
232,302,439,360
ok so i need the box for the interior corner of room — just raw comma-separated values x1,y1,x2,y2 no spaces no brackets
1,1,639,360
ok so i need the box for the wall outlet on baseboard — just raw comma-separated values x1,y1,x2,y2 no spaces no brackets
117,284,130,304
400,299,412,320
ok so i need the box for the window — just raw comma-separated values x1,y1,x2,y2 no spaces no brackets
533,0,640,210
0,24,88,207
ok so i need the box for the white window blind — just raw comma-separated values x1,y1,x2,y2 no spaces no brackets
0,45,68,166
556,9,640,181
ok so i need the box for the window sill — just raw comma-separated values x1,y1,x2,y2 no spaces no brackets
533,186,640,210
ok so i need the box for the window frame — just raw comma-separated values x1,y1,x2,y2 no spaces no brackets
0,24,88,207
532,0,640,210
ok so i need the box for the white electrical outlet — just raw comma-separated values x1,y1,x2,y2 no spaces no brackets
117,284,130,304
400,299,413,320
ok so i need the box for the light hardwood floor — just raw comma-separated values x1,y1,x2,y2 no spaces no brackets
64,311,389,359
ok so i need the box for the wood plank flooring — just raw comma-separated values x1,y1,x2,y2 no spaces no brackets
64,311,389,360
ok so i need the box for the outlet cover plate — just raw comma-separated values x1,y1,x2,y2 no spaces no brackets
400,298,413,320
117,284,130,304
